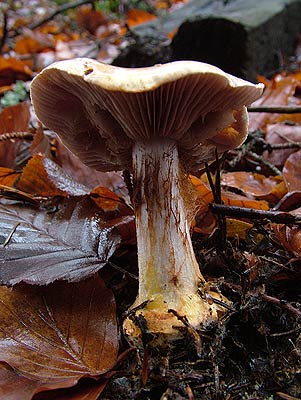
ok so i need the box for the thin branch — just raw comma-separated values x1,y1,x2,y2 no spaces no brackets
0,8,8,54
11,0,94,36
247,150,282,175
248,105,301,114
0,131,34,141
209,203,301,225
262,294,301,319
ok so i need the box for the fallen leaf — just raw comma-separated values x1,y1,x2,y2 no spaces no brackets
0,197,120,285
17,155,91,197
0,168,19,186
0,363,40,400
76,5,106,34
282,149,301,192
0,275,118,386
249,74,300,131
0,57,33,86
126,9,157,28
33,376,110,400
0,102,30,168
55,141,128,198
273,224,301,257
226,218,253,240
16,155,68,197
222,171,287,204
264,123,301,167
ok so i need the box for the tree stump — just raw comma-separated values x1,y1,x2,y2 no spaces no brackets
114,0,301,81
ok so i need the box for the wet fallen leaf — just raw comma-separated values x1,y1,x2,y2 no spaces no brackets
17,155,69,197
282,149,301,192
273,223,301,257
0,102,30,168
222,171,287,204
55,141,128,198
249,74,300,131
0,197,120,285
0,275,118,387
0,363,41,400
0,167,19,186
264,123,301,167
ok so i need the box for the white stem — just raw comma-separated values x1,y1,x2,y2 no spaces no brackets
132,139,203,309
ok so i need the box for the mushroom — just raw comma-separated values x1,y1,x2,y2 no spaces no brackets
30,59,264,343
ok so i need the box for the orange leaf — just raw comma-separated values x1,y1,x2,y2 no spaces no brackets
17,154,67,197
91,186,130,214
15,36,44,55
222,191,270,210
0,57,32,85
249,73,300,131
0,167,19,186
127,9,157,28
222,172,287,204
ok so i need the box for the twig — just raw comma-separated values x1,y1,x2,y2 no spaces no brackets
262,294,301,319
248,105,301,114
3,222,20,247
10,0,94,36
0,8,8,55
0,132,34,141
247,150,282,175
209,203,301,225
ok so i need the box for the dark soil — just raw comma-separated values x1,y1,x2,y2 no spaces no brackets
101,221,301,400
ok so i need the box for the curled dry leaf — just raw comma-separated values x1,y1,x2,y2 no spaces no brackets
0,102,30,168
0,275,118,392
0,197,120,285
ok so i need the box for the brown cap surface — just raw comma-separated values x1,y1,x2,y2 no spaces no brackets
30,58,264,171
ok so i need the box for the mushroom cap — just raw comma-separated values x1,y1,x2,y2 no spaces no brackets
30,58,264,172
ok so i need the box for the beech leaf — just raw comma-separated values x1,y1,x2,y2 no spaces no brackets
0,275,118,387
0,197,120,285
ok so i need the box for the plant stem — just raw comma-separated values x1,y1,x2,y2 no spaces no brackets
132,139,203,308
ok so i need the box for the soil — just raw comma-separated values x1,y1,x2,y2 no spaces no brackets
100,216,301,399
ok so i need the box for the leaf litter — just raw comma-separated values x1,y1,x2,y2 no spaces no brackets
0,1,300,399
